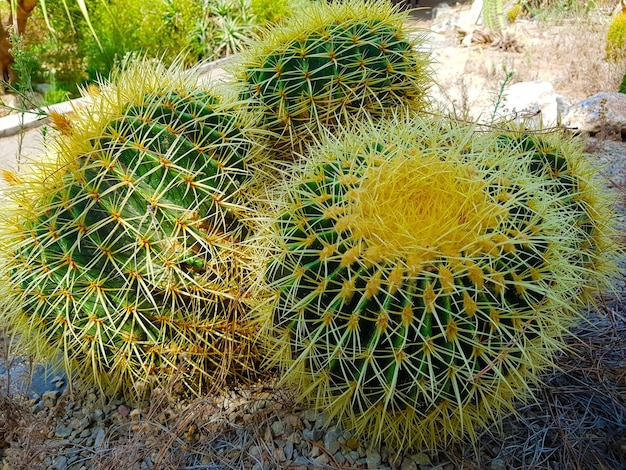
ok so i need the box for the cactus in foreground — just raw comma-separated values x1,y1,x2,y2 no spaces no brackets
260,116,618,449
232,0,432,157
0,60,265,401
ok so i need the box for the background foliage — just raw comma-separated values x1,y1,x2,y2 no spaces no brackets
10,0,307,101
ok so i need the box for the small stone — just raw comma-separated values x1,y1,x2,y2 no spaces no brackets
284,413,304,430
294,456,309,465
323,426,341,454
302,428,323,441
271,420,285,436
93,409,104,421
303,409,319,422
42,390,60,408
310,444,322,458
93,427,106,448
72,416,92,431
287,431,302,444
53,455,68,470
284,440,294,460
248,445,262,457
273,446,286,462
251,463,264,470
401,457,418,470
314,412,330,428
55,425,73,438
389,453,403,467
334,452,346,466
314,453,330,466
490,458,506,470
345,451,360,465
411,453,432,466
118,404,130,417
366,449,382,469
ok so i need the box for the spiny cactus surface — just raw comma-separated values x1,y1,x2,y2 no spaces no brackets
607,10,626,62
233,0,432,157
492,129,618,292
0,61,264,401
260,116,618,449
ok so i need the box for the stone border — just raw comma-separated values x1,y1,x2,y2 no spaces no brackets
0,56,235,138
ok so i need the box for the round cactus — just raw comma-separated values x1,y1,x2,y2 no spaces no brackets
0,60,266,401
607,8,626,62
231,0,432,157
259,115,618,449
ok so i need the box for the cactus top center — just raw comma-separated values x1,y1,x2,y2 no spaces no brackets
338,154,506,261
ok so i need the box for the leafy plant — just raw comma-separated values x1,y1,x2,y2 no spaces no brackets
258,114,619,449
250,0,290,25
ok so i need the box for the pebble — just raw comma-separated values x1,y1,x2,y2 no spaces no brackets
367,449,383,469
323,426,341,454
401,457,418,470
93,427,106,448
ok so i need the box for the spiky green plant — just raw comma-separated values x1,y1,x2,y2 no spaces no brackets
0,59,266,401
491,129,618,295
259,115,618,449
231,0,432,157
606,7,626,62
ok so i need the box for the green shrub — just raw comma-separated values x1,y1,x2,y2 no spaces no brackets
250,0,290,24
607,11,626,62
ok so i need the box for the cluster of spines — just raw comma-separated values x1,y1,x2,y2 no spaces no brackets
261,116,609,449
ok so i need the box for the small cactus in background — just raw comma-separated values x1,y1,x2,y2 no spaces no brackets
0,60,266,401
259,115,618,449
232,0,432,157
606,0,626,62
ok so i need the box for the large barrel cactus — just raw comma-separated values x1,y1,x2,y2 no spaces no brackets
259,115,618,449
232,0,432,157
0,60,265,401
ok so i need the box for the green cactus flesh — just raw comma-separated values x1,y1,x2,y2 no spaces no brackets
262,117,617,449
234,0,431,156
0,63,261,401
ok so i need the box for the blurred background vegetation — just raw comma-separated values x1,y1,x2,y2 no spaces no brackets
0,0,308,103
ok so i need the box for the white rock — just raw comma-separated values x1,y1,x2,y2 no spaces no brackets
562,92,626,137
492,81,564,128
